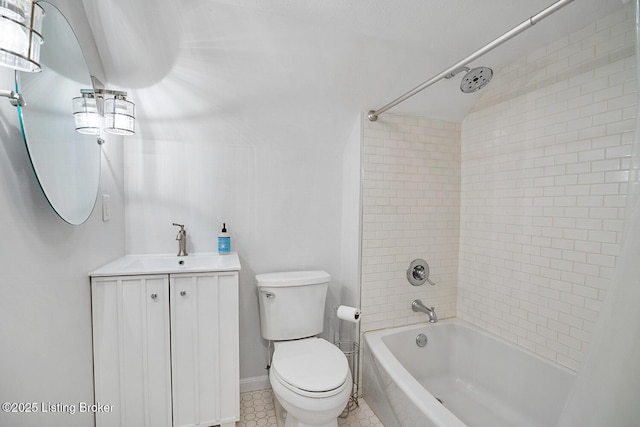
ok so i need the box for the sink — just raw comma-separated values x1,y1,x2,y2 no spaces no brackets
90,252,241,277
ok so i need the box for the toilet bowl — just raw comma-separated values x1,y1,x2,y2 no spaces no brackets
269,337,351,427
255,271,353,427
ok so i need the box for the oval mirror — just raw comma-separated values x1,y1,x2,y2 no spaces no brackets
16,1,100,225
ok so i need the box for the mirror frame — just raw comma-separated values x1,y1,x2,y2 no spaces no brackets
16,1,101,225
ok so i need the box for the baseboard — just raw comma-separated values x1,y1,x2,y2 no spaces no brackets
240,375,271,393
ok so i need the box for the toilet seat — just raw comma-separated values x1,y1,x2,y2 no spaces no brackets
272,338,350,397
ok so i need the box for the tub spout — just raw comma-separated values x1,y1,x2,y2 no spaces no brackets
412,299,438,323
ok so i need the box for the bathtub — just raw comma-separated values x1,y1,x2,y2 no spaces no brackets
363,319,575,427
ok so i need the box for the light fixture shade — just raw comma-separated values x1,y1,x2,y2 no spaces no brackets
0,0,44,72
72,95,100,135
104,96,135,135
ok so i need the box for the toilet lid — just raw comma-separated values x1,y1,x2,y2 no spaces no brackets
272,338,350,392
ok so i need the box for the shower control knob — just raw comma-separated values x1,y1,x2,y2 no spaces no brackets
413,265,426,280
407,258,435,286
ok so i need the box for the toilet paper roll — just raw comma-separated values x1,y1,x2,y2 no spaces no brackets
336,305,361,323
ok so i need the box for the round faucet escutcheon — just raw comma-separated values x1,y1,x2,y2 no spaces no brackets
407,259,436,286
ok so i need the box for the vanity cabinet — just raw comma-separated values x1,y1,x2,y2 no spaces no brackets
91,269,239,427
170,273,239,427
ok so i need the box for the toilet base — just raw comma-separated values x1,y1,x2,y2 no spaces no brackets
268,337,352,427
274,394,339,427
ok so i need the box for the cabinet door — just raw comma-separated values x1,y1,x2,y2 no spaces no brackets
92,275,172,427
170,272,239,427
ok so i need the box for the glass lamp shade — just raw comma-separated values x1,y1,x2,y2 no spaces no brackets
0,0,44,72
104,97,135,135
72,95,100,135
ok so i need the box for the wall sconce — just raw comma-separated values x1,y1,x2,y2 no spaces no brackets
73,76,135,136
104,94,135,135
0,0,45,106
72,93,100,135
0,0,44,72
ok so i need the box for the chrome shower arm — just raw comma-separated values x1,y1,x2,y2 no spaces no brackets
444,67,470,79
367,0,576,121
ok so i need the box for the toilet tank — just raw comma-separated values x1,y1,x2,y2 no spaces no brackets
256,271,330,341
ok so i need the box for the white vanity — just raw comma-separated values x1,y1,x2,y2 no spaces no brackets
90,253,241,427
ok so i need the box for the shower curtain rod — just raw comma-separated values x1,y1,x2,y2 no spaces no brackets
367,0,576,121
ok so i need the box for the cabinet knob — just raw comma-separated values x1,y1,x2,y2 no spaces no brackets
150,293,158,300
180,291,187,296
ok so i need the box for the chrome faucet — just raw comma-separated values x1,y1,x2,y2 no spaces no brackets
412,299,438,323
173,223,188,256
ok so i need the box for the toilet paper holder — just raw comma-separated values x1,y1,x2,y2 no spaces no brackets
407,258,436,286
332,305,360,417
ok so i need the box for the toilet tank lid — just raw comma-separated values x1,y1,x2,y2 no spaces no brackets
255,270,330,288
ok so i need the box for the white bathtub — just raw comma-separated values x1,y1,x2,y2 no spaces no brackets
363,319,575,427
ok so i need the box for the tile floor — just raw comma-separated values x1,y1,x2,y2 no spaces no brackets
237,389,384,427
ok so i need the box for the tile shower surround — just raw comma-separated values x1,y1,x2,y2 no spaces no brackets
361,5,637,372
361,116,461,331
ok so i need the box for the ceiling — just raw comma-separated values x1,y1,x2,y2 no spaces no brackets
81,0,627,148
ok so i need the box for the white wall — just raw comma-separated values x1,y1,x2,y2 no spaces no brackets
336,114,363,344
0,2,125,426
458,5,637,371
123,112,362,387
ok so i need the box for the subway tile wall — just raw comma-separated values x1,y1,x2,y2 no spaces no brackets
361,115,461,334
360,5,637,373
458,6,637,371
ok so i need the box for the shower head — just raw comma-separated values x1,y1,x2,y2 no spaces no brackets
459,67,493,93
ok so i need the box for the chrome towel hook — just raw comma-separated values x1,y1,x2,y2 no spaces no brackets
407,259,436,286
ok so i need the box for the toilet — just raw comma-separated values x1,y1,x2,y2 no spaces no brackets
256,271,352,427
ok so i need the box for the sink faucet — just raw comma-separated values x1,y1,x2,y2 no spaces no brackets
412,299,437,323
173,223,188,256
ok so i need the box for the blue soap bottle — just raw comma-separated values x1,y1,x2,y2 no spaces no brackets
218,223,230,254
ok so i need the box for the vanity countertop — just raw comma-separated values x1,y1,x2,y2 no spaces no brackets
90,252,241,277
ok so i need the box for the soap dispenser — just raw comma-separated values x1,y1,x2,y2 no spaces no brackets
218,223,230,254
